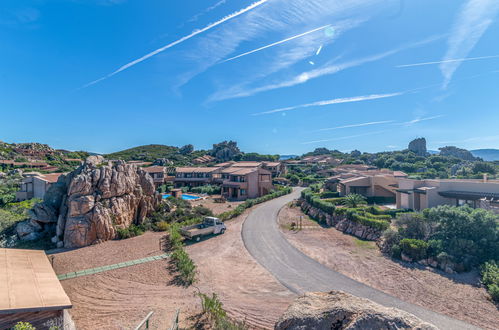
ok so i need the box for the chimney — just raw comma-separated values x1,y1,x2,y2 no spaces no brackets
483,173,488,183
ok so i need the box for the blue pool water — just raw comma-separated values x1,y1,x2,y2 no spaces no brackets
162,194,201,200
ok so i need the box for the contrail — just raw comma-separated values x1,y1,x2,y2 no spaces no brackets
252,92,404,115
315,45,323,55
315,120,394,132
82,0,268,88
221,24,331,63
396,54,499,68
301,130,388,145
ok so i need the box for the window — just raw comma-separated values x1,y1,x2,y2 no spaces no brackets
240,189,247,195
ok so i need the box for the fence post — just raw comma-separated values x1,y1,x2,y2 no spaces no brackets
169,309,180,330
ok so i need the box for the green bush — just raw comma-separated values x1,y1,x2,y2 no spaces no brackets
343,194,367,208
399,238,429,261
168,224,196,285
481,261,499,302
155,221,169,231
116,224,144,239
190,185,221,195
12,322,36,330
349,213,390,231
198,292,247,329
320,191,340,198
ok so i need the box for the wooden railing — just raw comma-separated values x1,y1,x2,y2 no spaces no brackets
134,311,154,330
169,309,180,330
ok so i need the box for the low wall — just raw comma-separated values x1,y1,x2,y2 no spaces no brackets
300,201,382,241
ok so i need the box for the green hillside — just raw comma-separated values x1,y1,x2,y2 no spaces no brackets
105,144,208,165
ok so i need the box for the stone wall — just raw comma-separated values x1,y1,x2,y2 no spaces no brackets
300,200,382,241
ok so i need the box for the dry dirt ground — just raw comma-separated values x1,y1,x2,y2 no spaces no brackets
52,210,293,329
278,202,499,330
191,195,244,215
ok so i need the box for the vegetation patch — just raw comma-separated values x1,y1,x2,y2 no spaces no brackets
197,292,247,329
481,261,499,303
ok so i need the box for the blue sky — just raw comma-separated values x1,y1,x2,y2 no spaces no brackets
1,0,498,155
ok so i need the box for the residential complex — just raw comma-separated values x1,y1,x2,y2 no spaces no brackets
396,177,499,213
142,165,168,187
325,167,408,201
15,173,64,201
173,161,280,200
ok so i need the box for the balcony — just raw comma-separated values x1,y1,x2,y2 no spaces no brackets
221,180,248,189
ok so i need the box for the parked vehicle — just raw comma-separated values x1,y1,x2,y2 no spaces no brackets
180,217,226,242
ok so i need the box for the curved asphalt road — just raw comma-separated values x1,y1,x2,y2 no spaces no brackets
242,188,479,330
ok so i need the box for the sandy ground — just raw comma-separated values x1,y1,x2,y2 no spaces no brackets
278,203,499,330
191,195,243,215
52,211,293,329
186,209,294,329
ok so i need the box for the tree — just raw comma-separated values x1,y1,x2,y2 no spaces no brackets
343,194,367,208
395,212,435,240
472,162,496,175
179,144,194,155
350,150,361,158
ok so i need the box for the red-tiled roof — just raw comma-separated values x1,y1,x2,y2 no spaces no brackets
142,166,166,173
176,167,220,173
39,173,64,183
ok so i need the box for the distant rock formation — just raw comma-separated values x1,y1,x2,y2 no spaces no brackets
153,158,173,166
275,291,437,330
439,146,476,161
211,140,241,162
17,156,160,248
408,138,427,156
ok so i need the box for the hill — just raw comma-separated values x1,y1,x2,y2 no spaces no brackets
104,144,207,164
471,149,499,161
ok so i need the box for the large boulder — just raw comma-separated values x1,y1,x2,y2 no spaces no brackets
275,291,437,330
28,156,160,248
408,138,427,156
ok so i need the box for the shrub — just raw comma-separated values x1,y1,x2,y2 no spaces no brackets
155,221,169,231
190,185,221,195
320,191,340,198
171,247,196,285
116,224,144,239
198,292,247,329
481,261,499,302
342,194,367,208
399,238,429,261
13,322,36,330
168,224,196,285
349,213,390,231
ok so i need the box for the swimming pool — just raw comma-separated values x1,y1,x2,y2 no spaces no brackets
162,194,201,200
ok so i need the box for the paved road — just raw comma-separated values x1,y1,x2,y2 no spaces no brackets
242,188,479,330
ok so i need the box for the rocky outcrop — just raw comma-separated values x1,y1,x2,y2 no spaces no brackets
438,146,476,161
408,138,427,156
275,291,437,330
300,201,382,241
18,156,160,248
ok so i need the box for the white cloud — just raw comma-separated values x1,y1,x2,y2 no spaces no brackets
399,115,445,126
397,54,499,68
81,0,269,88
314,120,394,132
213,34,442,101
440,0,499,88
301,130,388,145
221,24,331,63
187,0,227,24
252,92,404,115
